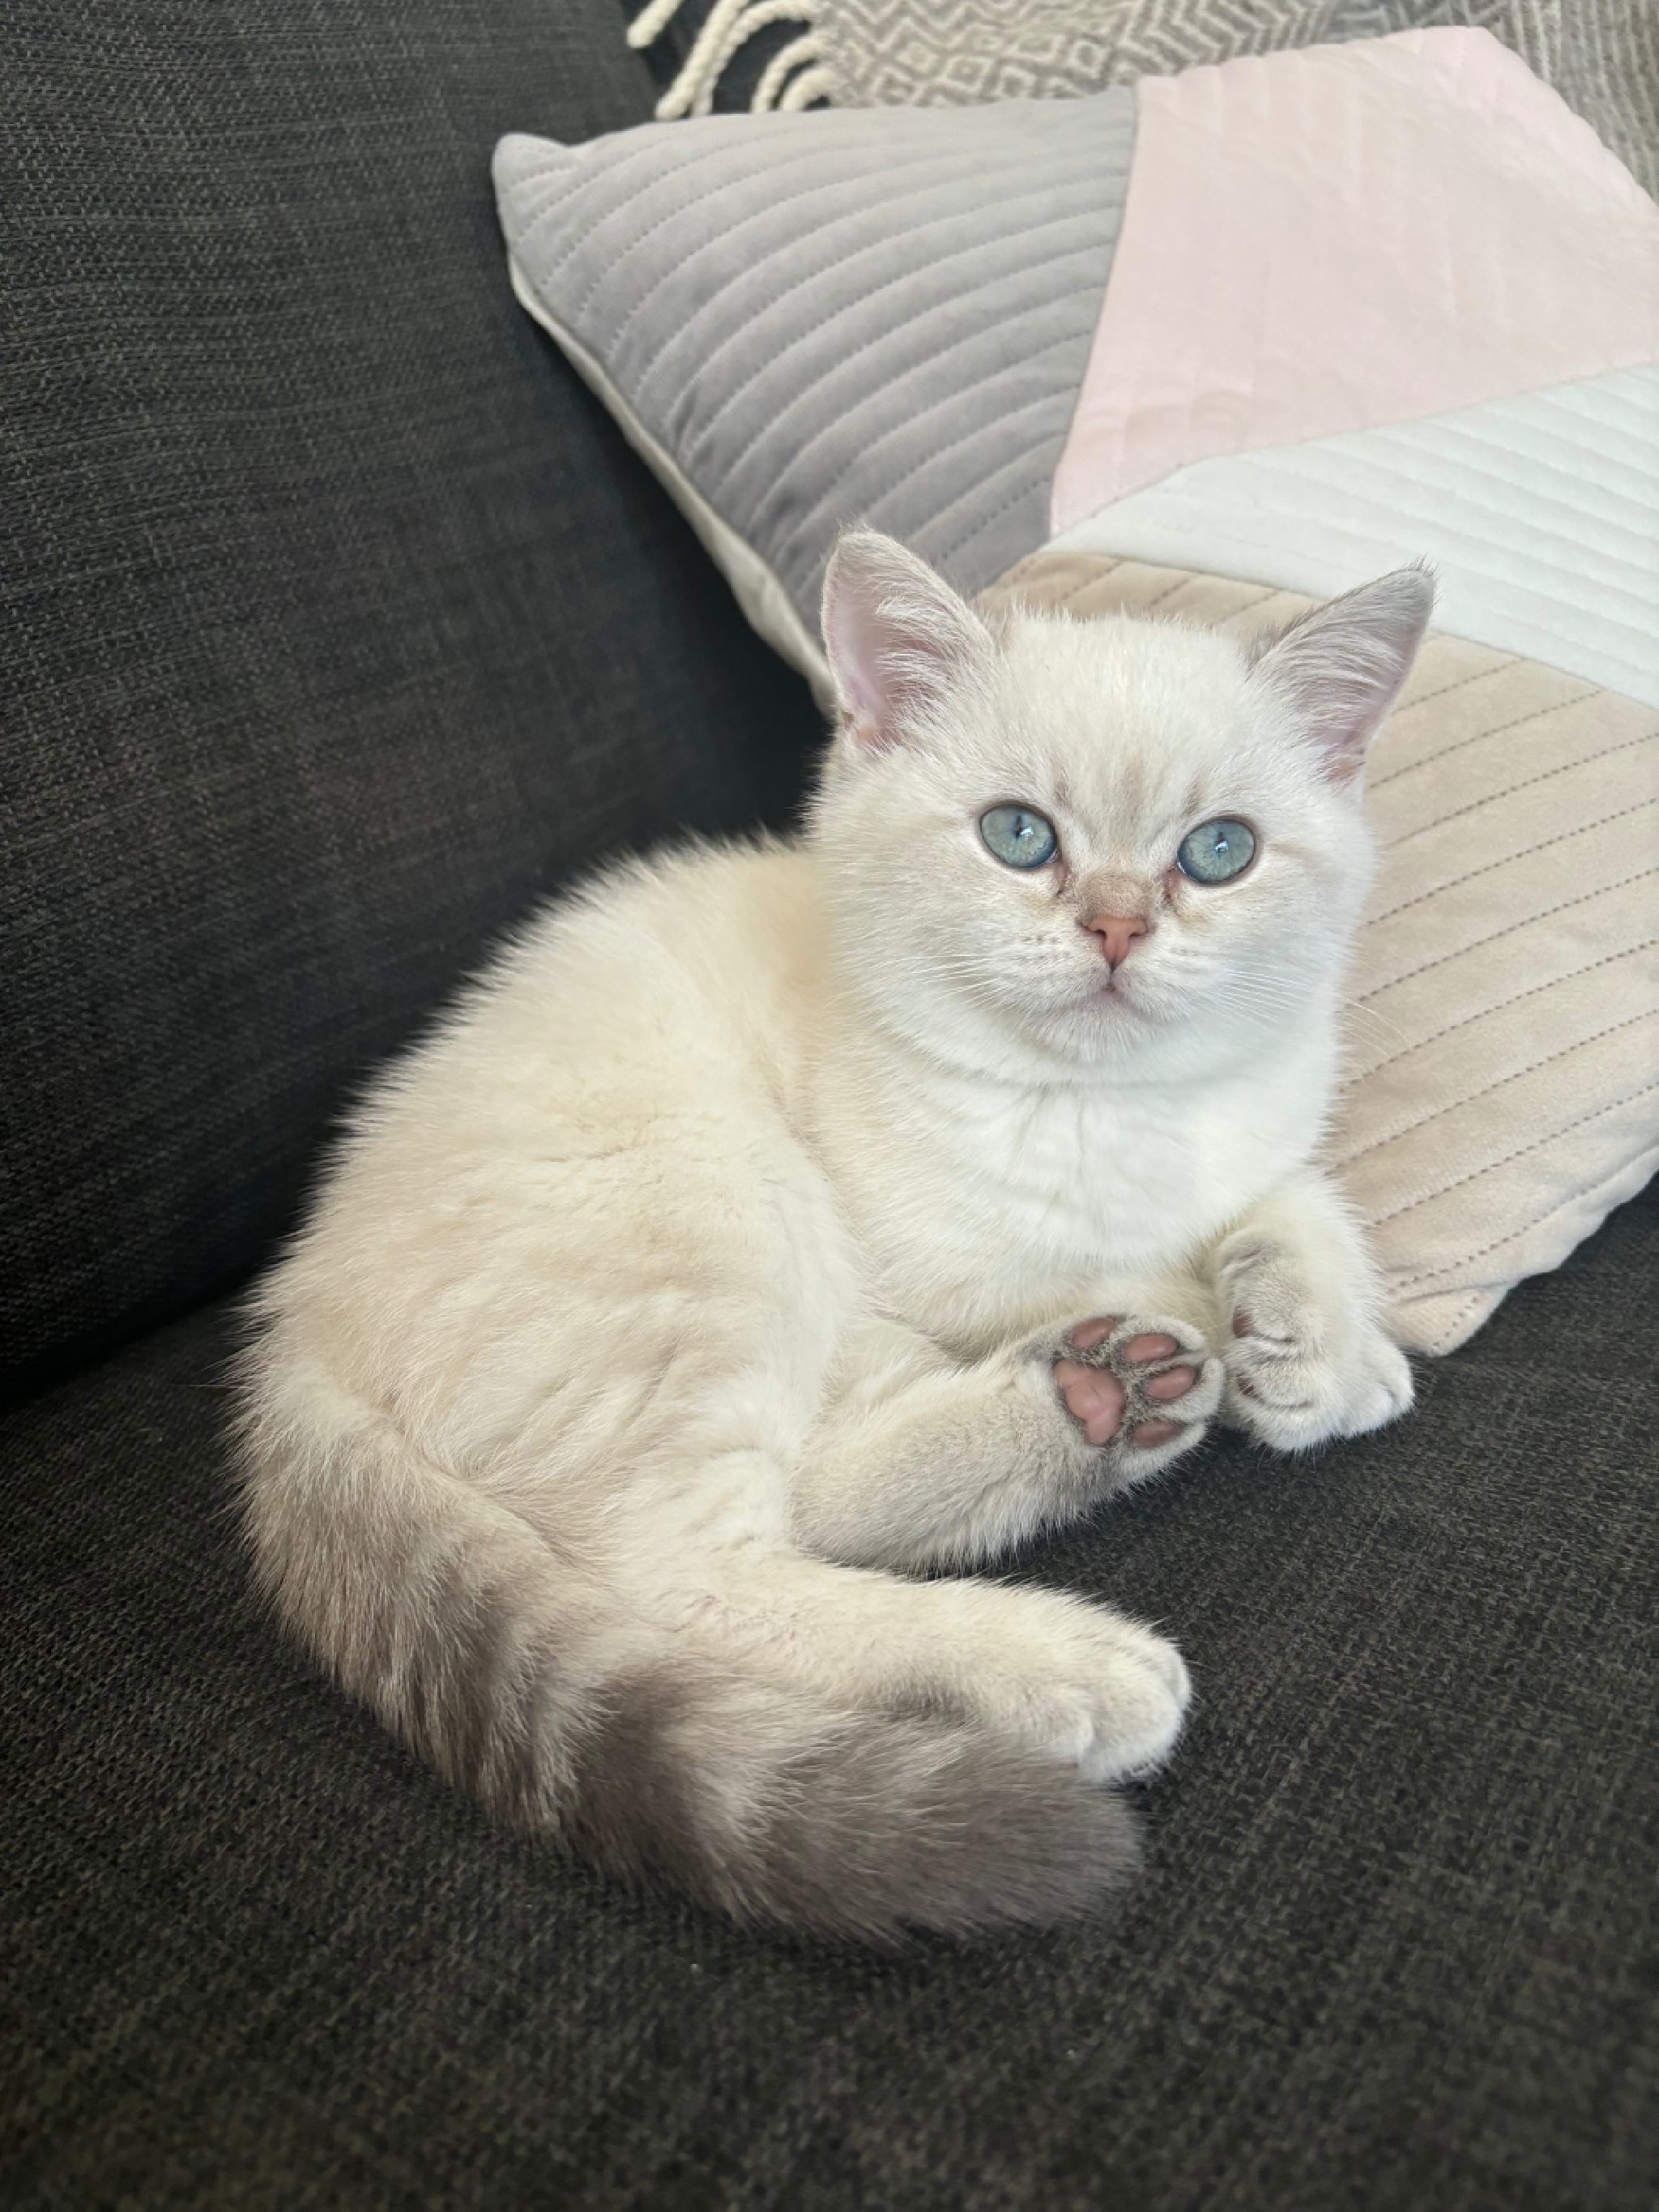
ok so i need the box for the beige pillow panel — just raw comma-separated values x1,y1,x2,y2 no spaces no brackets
980,553,1659,1355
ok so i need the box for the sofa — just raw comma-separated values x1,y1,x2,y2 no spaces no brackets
4,6,1654,2206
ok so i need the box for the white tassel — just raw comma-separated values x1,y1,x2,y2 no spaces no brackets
632,0,827,124
626,0,689,51
752,29,825,113
776,59,834,111
654,0,753,119
690,0,815,117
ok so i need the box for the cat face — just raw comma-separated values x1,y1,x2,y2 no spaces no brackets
812,535,1431,1084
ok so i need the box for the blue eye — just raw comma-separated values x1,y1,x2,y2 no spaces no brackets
980,805,1058,869
1176,818,1256,885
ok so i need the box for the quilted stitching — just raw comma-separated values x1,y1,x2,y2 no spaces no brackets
495,93,1134,630
688,199,1101,488
1052,368,1659,705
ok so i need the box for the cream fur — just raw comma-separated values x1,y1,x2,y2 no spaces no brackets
239,535,1430,1938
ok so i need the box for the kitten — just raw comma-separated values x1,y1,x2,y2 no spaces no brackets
239,532,1429,1940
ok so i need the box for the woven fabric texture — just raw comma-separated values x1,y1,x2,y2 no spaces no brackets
788,2,1659,200
4,1181,1655,2207
981,552,1659,1353
0,0,827,1399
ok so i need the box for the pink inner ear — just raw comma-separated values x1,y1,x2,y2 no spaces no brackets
1328,682,1410,780
821,533,990,753
1251,570,1434,781
823,566,894,736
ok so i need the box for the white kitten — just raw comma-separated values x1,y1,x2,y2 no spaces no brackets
240,532,1430,1939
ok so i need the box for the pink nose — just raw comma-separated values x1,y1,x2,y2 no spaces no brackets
1082,913,1148,968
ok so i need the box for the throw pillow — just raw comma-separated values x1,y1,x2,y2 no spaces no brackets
493,28,1659,1345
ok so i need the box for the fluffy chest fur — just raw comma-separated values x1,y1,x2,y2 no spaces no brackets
811,1001,1336,1350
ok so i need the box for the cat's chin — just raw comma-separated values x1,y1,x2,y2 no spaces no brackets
1038,980,1260,1084
1073,970,1163,1036
1022,987,1163,1072
1081,971,1137,1010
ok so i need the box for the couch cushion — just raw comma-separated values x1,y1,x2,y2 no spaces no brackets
0,0,826,1400
493,89,1138,682
2,1185,1654,2206
494,32,1659,704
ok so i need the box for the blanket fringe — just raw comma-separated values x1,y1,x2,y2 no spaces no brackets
628,0,826,117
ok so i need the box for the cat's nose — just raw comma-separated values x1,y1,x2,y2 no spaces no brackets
1081,913,1148,968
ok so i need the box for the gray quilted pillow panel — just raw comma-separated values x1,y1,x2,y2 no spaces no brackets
494,94,1136,643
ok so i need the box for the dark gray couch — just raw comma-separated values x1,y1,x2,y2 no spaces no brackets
4,7,1654,2206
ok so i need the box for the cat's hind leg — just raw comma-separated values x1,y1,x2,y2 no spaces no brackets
242,1365,1145,1940
791,1313,1221,1574
678,1548,1192,1787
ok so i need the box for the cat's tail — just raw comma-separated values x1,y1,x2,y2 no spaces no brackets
238,1392,1139,1941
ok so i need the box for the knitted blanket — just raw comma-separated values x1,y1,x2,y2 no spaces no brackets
630,0,1658,199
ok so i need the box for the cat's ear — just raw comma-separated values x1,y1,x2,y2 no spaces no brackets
1247,568,1434,784
821,532,992,754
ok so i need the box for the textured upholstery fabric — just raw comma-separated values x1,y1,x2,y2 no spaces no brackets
6,8,1654,2206
637,2,1659,206
3,1184,1654,2209
0,0,826,1400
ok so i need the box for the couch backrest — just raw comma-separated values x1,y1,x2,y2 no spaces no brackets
0,0,824,1399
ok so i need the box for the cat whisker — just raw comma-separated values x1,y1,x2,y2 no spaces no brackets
1340,1001,1414,1050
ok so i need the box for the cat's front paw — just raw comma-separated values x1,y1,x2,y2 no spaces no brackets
1051,1313,1222,1478
1218,1237,1414,1450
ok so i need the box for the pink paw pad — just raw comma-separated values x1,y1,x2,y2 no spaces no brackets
1054,1316,1215,1454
